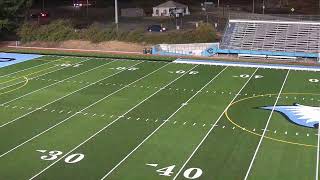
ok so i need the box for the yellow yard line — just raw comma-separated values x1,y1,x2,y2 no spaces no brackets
225,92,319,148
0,77,29,95
0,61,69,85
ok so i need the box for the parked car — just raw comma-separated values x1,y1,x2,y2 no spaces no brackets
73,0,96,7
147,25,167,32
30,12,49,18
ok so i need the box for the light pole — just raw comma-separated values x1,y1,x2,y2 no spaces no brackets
115,0,119,30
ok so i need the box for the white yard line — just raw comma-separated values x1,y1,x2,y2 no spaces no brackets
100,66,229,180
1,59,114,106
0,61,169,160
317,124,320,180
0,58,89,91
28,65,199,180
0,61,142,129
243,70,290,180
0,56,64,78
172,67,259,180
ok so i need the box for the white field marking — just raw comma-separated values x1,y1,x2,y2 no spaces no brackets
0,57,65,78
0,60,119,128
244,70,290,180
0,59,92,104
99,66,229,180
0,58,75,91
1,58,116,104
316,118,320,180
172,68,259,180
28,65,199,180
0,61,146,158
146,163,158,167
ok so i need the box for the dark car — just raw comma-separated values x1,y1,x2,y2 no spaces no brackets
147,25,167,32
30,12,50,18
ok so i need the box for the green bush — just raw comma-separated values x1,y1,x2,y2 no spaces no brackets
19,20,77,43
18,20,216,44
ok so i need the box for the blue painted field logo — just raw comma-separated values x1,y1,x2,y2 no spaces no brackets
261,103,320,128
0,57,16,62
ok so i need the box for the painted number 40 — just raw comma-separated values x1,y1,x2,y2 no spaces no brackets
36,150,84,164
148,164,203,179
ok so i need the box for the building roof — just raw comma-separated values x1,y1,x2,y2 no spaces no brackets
155,1,188,8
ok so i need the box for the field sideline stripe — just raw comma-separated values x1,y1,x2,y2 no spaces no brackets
28,64,199,180
172,67,259,180
0,61,144,159
243,70,290,180
317,118,320,180
0,57,75,91
0,56,65,78
100,66,229,179
0,58,111,106
0,60,137,128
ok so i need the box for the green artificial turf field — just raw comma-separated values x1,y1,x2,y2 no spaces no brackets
0,55,319,180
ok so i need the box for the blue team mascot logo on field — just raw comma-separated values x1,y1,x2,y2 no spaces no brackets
260,103,320,128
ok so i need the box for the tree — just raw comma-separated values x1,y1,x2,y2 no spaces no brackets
0,0,33,38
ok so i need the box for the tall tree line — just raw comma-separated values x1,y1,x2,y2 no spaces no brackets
0,0,33,39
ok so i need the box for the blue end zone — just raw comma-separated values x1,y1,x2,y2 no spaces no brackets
0,53,43,68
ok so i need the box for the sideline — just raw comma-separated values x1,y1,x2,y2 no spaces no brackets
175,58,320,72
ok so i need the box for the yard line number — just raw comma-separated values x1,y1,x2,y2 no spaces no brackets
110,67,139,71
147,163,203,179
169,70,199,75
59,63,83,68
36,150,84,164
234,74,264,79
309,79,319,83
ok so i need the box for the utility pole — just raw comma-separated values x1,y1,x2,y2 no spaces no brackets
42,0,45,10
252,0,255,13
86,0,89,17
115,0,119,31
262,0,265,14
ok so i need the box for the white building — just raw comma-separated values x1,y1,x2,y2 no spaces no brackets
152,1,190,17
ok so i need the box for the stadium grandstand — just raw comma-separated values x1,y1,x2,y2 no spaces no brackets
218,19,320,60
152,15,320,62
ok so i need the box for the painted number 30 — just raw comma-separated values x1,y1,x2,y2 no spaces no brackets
37,150,84,164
